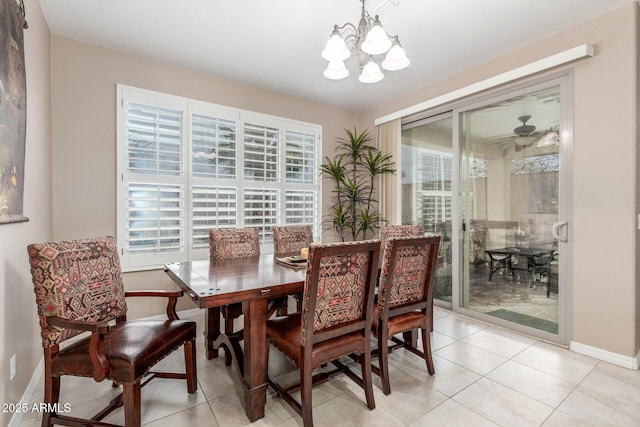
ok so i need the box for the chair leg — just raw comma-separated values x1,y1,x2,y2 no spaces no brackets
421,327,435,376
296,293,303,312
122,382,142,427
41,374,59,427
360,349,376,410
378,334,391,395
222,303,243,366
184,338,198,394
300,358,314,427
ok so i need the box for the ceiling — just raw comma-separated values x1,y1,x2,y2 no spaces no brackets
38,0,632,112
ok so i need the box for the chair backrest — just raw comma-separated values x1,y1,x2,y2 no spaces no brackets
300,240,380,346
377,235,441,316
272,225,313,256
27,236,127,348
209,228,260,260
379,225,425,265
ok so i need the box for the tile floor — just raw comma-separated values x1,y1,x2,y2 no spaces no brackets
18,307,640,427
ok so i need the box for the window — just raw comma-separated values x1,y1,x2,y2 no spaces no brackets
415,150,452,231
117,85,322,270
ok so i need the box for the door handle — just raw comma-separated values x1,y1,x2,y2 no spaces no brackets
552,221,568,242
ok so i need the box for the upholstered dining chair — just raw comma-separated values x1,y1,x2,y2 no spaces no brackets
379,224,429,335
372,235,440,395
27,236,197,427
379,225,425,259
208,227,260,365
273,225,313,257
266,240,380,427
273,224,313,313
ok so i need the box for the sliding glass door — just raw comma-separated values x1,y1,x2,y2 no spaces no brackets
401,113,453,305
400,77,570,343
458,81,567,341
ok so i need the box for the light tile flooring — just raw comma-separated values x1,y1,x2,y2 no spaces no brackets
18,307,640,426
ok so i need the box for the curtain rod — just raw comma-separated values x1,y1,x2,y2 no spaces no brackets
374,44,594,126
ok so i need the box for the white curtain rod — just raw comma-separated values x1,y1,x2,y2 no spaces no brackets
374,44,594,125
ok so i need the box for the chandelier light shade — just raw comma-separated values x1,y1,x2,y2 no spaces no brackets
381,36,410,70
321,28,351,62
322,0,409,83
324,60,350,80
359,58,384,83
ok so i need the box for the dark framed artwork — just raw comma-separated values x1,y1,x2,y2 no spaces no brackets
0,0,28,224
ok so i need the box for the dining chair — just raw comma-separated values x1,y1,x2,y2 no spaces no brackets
273,224,313,313
372,235,440,395
266,240,380,427
379,224,430,335
27,236,197,427
379,225,425,264
209,227,260,365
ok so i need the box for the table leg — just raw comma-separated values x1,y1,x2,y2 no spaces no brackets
205,307,221,359
242,298,269,422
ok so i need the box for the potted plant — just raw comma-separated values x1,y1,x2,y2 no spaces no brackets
320,128,395,241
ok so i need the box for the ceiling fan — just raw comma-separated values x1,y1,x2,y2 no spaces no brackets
512,115,542,151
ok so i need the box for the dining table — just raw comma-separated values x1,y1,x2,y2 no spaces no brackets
164,254,306,422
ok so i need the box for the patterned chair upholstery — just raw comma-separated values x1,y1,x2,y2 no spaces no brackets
273,225,313,313
27,236,197,426
209,227,260,260
266,240,380,427
379,225,431,333
273,225,313,256
379,225,425,258
372,235,440,395
208,228,260,365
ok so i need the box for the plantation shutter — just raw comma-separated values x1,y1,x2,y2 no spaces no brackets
122,100,187,267
190,111,239,251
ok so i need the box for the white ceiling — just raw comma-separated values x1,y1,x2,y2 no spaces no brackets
38,0,632,112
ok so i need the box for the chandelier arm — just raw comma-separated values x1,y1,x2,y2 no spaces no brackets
334,22,358,34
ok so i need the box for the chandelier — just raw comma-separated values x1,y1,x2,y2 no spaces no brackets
321,0,409,83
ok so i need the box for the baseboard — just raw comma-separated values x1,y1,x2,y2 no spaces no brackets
8,357,44,427
8,307,201,427
570,340,640,370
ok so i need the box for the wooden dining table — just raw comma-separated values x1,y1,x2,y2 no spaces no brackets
164,254,305,422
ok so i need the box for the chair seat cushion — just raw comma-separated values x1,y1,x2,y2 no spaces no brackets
267,315,366,369
51,320,196,383
371,304,426,338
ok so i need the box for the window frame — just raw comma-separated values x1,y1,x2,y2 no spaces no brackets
117,85,322,271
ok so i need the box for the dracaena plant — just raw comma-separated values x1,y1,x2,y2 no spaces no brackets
320,127,396,241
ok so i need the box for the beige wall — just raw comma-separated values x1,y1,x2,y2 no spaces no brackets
0,0,51,425
4,2,639,416
359,3,639,358
50,36,358,317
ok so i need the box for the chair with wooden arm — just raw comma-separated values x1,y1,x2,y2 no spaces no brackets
27,236,197,427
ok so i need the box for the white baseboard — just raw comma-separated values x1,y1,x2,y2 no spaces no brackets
8,357,44,427
570,340,640,370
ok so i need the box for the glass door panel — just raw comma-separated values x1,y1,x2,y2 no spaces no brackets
401,113,453,304
459,84,562,336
